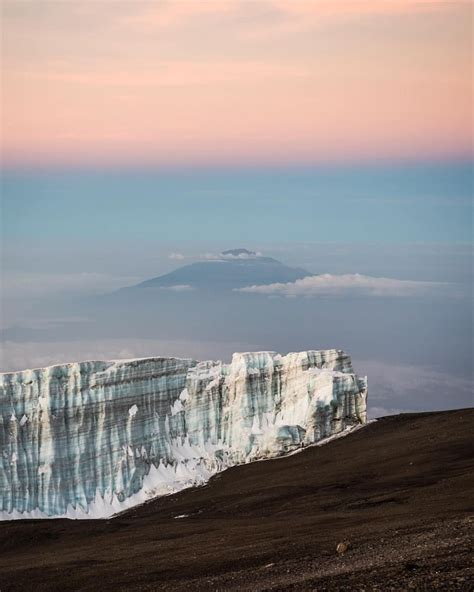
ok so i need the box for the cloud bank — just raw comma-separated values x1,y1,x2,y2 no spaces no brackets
358,359,473,418
3,272,141,298
236,273,446,298
0,338,259,374
157,284,195,292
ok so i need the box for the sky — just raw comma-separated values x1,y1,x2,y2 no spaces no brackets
0,1,472,418
1,0,472,167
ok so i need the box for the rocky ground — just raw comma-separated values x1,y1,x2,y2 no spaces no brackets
0,409,473,591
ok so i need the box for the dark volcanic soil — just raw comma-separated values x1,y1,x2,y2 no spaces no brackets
1,409,473,591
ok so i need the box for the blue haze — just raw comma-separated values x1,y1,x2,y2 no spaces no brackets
3,162,472,244
1,162,472,417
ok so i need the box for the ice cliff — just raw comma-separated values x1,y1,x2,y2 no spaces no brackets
0,350,367,519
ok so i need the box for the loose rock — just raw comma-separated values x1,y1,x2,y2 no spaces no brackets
336,541,351,554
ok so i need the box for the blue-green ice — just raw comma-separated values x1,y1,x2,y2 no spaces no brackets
0,350,367,519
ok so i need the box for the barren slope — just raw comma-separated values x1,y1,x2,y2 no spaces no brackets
0,409,473,591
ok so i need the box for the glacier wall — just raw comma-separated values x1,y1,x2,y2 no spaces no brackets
0,350,367,519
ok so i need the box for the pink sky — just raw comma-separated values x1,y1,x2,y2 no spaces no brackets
1,1,472,167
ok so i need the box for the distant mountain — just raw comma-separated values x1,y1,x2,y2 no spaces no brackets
123,249,310,291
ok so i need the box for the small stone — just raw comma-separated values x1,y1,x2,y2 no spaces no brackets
336,541,350,554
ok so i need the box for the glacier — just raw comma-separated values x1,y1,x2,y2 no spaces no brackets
0,350,367,519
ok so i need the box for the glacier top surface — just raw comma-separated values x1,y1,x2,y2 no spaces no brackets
0,349,348,378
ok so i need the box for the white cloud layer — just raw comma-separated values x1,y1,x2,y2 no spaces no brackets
358,359,473,418
202,251,262,261
0,339,258,373
236,273,446,297
157,284,194,292
3,272,141,298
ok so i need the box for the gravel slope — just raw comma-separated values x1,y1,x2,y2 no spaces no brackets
0,409,472,591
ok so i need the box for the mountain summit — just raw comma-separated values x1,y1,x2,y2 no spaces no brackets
125,250,310,291
221,248,258,258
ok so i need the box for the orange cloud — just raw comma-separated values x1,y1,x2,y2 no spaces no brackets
2,0,471,167
121,1,236,30
15,60,310,88
121,0,461,34
272,0,458,17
